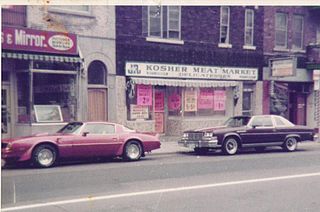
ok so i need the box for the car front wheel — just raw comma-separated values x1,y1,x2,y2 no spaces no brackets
283,137,298,152
123,140,142,161
32,144,57,168
222,137,239,155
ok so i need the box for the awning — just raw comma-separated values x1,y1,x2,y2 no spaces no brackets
2,52,82,63
130,77,239,87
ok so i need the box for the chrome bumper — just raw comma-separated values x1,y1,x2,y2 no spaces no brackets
178,138,221,149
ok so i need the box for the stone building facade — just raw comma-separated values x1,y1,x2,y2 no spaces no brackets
116,6,265,135
262,6,319,130
1,5,116,138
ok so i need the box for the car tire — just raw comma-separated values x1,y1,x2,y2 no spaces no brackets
123,140,142,161
222,137,239,155
282,137,298,152
254,147,266,152
32,144,57,168
194,147,209,155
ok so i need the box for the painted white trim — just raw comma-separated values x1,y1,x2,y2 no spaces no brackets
146,37,184,45
243,45,256,50
218,43,232,48
3,172,320,211
244,9,254,46
147,6,163,38
30,69,77,75
273,47,290,52
48,6,93,18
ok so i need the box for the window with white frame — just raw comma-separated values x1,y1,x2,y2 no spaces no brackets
244,9,254,46
220,6,230,44
292,15,304,49
275,12,288,48
148,6,181,39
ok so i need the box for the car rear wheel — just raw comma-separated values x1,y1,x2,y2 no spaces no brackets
123,140,142,161
222,137,238,155
282,137,298,152
32,144,57,168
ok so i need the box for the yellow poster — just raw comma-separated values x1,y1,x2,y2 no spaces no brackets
184,89,197,112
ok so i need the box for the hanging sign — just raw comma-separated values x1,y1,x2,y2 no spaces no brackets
137,84,152,106
154,90,164,112
213,90,226,111
184,89,197,112
168,93,181,111
198,88,214,109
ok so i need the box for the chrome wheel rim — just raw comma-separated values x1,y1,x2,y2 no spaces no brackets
38,149,54,166
286,138,297,151
127,144,140,159
226,139,238,154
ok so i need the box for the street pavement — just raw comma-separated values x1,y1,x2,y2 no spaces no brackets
1,140,320,212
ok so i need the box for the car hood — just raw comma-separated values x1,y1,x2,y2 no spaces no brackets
2,133,73,143
184,125,227,133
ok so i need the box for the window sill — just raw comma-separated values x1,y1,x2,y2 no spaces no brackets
48,8,95,18
146,37,184,45
273,47,290,52
291,49,306,53
243,45,256,50
218,43,232,48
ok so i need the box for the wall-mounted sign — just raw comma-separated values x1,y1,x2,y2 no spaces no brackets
313,70,320,81
270,58,296,77
184,89,197,112
126,62,258,81
154,90,164,112
130,105,149,120
154,112,164,133
34,105,63,122
2,26,77,55
213,90,226,111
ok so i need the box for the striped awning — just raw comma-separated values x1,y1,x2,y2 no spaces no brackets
130,77,239,88
2,52,82,63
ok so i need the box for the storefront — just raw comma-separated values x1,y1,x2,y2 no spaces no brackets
1,26,83,138
124,62,259,135
263,57,315,127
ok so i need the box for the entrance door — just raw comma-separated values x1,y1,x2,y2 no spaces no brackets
87,88,107,121
1,85,11,138
296,94,306,125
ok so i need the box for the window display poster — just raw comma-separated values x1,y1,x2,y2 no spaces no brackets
198,88,214,109
154,90,164,112
130,104,149,120
213,90,226,111
154,112,164,133
184,89,197,112
137,84,152,106
168,93,181,111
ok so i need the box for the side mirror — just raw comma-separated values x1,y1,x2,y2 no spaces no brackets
82,132,89,137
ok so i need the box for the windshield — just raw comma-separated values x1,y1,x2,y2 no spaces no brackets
57,122,83,134
224,117,251,127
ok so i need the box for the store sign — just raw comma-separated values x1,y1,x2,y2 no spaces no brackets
2,26,77,55
271,58,296,77
313,70,320,81
137,85,152,106
184,90,197,112
126,62,258,81
130,105,149,120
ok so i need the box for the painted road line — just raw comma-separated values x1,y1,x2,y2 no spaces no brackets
2,172,320,211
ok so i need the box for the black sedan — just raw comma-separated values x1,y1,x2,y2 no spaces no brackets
178,115,316,155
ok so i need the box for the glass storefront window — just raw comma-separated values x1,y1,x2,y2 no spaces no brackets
17,72,31,123
167,87,182,116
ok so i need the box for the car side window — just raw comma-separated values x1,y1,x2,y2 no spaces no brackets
83,124,115,135
274,116,286,126
251,117,274,127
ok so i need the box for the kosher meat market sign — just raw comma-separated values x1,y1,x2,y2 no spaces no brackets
126,62,258,81
2,26,77,55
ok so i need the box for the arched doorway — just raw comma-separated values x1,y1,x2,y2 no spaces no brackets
87,60,108,121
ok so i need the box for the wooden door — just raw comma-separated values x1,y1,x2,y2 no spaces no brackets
88,88,107,121
296,94,306,125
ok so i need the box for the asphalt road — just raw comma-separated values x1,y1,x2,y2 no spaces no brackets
2,142,320,212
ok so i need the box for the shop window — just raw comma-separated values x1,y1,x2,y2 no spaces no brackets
242,84,253,116
88,61,107,85
148,6,181,39
17,72,31,123
244,9,254,46
220,6,230,44
275,12,288,48
168,87,182,116
292,15,304,49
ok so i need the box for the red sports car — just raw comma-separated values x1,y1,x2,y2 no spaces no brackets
2,122,161,168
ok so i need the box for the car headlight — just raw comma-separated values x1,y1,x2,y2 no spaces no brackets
6,143,13,151
182,133,188,138
204,132,213,137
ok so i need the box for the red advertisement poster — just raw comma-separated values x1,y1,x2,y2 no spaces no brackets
198,88,214,109
213,90,226,111
168,93,181,111
154,90,164,112
154,112,164,133
137,85,152,106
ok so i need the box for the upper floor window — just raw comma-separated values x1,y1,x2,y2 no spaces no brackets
49,5,91,16
88,61,107,85
275,12,288,48
292,15,304,49
148,6,181,39
220,6,230,44
244,9,254,46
